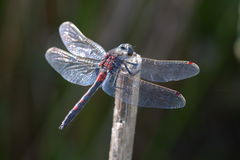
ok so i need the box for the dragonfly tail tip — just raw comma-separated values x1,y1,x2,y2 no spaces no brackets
59,124,65,130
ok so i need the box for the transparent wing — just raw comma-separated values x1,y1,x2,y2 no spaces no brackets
45,47,100,86
59,21,106,60
141,58,200,82
102,72,186,109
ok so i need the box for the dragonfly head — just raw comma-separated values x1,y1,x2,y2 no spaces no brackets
117,43,134,57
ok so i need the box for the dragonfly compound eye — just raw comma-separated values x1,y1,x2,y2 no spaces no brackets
120,46,127,50
127,47,134,56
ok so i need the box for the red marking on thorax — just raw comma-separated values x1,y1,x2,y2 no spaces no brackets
99,55,116,70
187,61,193,65
96,72,107,82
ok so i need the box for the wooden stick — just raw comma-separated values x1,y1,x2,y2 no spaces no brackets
108,65,141,160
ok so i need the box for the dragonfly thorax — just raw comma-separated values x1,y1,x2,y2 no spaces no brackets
99,54,122,72
99,43,135,72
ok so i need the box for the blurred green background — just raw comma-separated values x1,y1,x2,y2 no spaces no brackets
0,0,240,159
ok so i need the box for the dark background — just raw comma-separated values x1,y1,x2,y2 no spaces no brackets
0,0,240,159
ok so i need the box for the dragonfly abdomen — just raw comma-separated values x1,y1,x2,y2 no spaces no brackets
59,71,107,130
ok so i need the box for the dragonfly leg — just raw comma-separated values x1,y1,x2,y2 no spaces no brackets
112,70,119,87
124,61,138,66
109,69,124,90
123,63,140,76
111,59,123,71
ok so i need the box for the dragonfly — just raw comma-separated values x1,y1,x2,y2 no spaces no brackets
45,22,200,130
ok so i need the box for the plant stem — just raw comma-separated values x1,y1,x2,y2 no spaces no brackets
108,68,141,160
